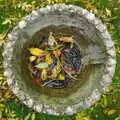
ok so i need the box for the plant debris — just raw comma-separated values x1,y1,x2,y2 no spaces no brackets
28,32,81,88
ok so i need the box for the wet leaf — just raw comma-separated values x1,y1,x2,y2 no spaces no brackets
51,67,58,79
58,74,65,80
48,32,57,46
29,56,36,62
59,36,74,43
35,62,49,69
50,62,61,79
53,49,61,57
70,42,74,48
46,54,52,65
41,69,47,80
28,48,45,56
56,62,61,73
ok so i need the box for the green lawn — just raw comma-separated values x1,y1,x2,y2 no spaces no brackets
0,0,120,120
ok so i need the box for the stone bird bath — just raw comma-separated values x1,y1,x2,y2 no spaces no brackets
3,4,116,115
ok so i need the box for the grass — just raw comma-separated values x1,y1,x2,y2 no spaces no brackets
0,0,120,120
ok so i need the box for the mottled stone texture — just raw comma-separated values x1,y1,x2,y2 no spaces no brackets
3,4,116,115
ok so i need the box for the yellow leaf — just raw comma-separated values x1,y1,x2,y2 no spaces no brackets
58,74,65,80
107,109,116,115
24,113,31,120
54,0,64,3
0,104,5,110
4,90,11,99
28,48,45,56
0,34,4,39
59,36,74,43
29,56,36,62
56,62,61,73
76,114,84,120
103,95,108,107
31,113,36,120
105,8,111,16
46,54,52,65
51,67,58,78
50,63,61,79
41,69,47,80
0,111,2,118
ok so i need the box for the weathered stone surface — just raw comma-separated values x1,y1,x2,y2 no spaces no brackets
3,4,116,115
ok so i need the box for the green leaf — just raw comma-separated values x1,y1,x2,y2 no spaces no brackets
35,62,49,69
103,95,108,107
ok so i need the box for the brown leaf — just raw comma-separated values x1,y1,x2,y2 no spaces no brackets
53,49,61,57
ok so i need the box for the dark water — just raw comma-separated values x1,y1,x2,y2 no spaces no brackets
22,25,96,97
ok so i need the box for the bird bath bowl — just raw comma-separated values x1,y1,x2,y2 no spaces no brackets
3,4,116,115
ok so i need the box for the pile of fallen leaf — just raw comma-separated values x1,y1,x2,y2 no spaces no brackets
28,32,81,88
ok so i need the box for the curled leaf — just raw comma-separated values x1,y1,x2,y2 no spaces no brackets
41,69,47,80
35,62,49,69
59,36,74,43
29,56,36,62
28,48,45,56
48,32,57,46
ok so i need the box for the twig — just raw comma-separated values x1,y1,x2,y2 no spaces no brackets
56,56,78,80
3,27,11,40
42,80,55,86
52,36,78,80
